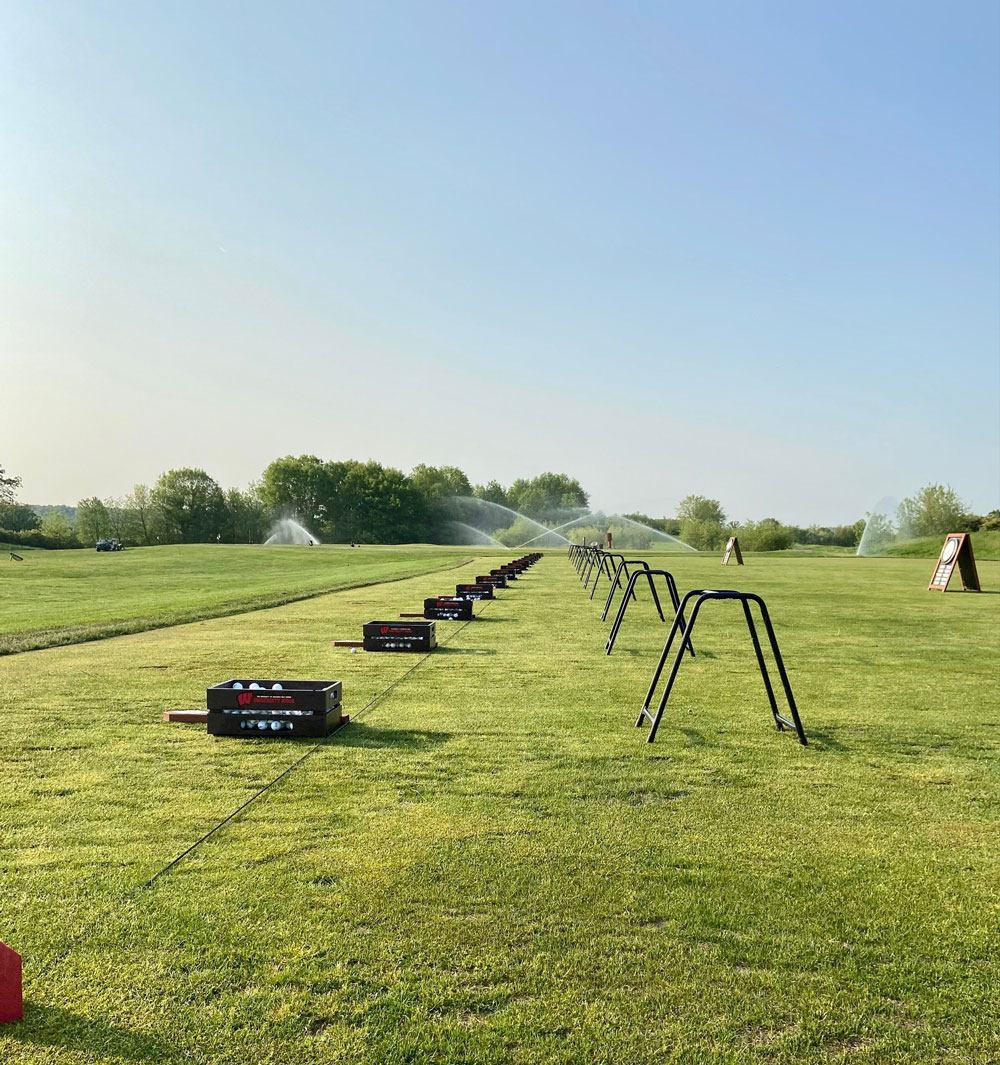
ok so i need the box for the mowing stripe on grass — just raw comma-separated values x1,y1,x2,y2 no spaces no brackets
2,552,476,656
26,596,494,988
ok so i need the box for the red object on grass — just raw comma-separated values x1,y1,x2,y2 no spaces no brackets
0,942,22,1024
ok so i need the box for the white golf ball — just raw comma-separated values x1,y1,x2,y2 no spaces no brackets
232,682,243,690
350,648,357,654
271,683,283,690
270,721,282,730
249,682,261,690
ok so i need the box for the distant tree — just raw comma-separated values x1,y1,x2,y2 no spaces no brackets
0,503,41,532
260,455,437,543
335,462,428,543
152,468,227,543
474,480,509,508
410,464,472,501
679,517,728,551
104,497,135,543
507,473,588,520
677,495,727,525
980,510,1000,532
0,465,21,505
897,484,966,538
76,497,110,544
39,511,78,547
224,485,270,543
123,484,156,545
676,495,727,550
259,455,336,534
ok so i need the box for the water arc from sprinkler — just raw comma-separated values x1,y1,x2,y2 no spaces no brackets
446,497,572,547
264,518,321,545
856,497,901,556
517,511,601,546
518,510,695,552
446,521,506,548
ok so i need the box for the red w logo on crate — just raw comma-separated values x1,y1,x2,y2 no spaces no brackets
237,691,253,706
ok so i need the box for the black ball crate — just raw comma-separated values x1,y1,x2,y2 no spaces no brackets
362,620,437,652
207,679,343,738
423,596,475,621
476,573,507,588
456,583,494,600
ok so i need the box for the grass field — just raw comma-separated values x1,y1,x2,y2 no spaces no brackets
1,549,998,1063
0,545,493,655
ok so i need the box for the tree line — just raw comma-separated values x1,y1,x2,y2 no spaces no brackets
630,488,998,553
1,458,995,551
0,458,589,548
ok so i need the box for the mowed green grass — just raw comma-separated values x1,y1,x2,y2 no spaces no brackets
0,545,490,655
1,552,998,1063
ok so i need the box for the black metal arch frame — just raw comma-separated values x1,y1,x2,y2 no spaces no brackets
587,552,630,598
636,589,807,746
604,566,695,659
582,549,613,590
600,559,655,620
581,549,603,587
571,544,595,577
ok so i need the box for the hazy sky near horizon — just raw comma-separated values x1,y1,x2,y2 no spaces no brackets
2,0,998,524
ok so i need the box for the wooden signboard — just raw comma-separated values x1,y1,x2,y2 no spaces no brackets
928,533,981,592
722,536,743,566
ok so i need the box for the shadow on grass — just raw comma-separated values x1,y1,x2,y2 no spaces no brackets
6,1005,180,1063
334,723,453,749
433,647,498,656
679,727,708,746
806,729,850,752
615,647,717,660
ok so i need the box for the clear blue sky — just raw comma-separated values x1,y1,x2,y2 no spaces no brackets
2,0,998,523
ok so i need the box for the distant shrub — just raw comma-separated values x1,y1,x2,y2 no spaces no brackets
606,524,652,550
739,519,794,552
568,525,601,546
0,527,82,550
495,517,552,548
791,520,865,547
622,513,680,537
679,518,727,551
